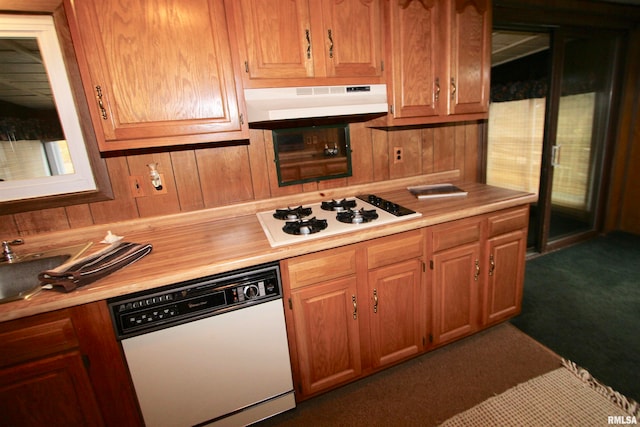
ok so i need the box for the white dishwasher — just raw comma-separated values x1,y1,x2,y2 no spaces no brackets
108,262,295,427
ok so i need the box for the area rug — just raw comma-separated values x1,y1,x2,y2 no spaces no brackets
440,359,639,426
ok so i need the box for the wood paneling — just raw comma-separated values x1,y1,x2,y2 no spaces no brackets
65,204,94,228
371,128,391,182
171,150,205,212
5,121,480,236
393,129,423,179
14,208,70,235
348,122,375,185
247,129,272,200
89,157,138,224
197,145,255,207
433,124,456,172
127,153,182,217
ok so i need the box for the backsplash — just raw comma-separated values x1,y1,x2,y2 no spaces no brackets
0,121,482,237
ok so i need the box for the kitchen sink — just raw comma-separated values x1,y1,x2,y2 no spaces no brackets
0,242,92,304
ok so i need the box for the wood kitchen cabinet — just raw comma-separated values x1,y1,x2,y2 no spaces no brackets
483,208,528,325
227,0,384,88
366,230,425,368
429,217,483,345
282,230,425,400
0,302,143,427
64,0,248,151
383,0,491,126
428,206,528,346
282,245,361,397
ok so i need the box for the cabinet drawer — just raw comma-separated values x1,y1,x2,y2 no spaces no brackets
367,230,423,269
487,207,529,238
0,311,78,368
431,219,482,252
285,246,357,289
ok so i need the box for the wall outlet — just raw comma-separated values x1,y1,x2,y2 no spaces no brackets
129,175,145,198
393,146,404,164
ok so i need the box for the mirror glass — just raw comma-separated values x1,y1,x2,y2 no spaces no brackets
0,14,96,202
273,124,352,186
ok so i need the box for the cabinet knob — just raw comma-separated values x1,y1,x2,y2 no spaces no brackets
328,29,334,58
474,259,480,281
489,254,495,276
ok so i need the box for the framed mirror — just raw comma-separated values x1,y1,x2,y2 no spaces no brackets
273,124,352,186
0,8,112,214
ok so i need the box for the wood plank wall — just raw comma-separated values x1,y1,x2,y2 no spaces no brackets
0,121,481,237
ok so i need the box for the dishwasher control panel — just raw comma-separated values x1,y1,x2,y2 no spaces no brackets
108,262,282,339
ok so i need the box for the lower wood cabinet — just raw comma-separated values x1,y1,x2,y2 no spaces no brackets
282,230,426,400
289,276,362,396
430,236,482,345
483,209,528,325
429,206,529,346
1,351,103,426
0,302,143,427
368,258,424,368
282,206,528,401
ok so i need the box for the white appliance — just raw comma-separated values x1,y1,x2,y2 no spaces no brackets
257,194,422,247
244,84,388,122
108,263,295,427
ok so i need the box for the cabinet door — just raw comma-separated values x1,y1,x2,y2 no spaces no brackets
388,0,440,119
431,242,481,345
484,229,526,325
0,351,104,427
319,0,383,77
290,276,362,396
232,0,314,79
368,259,424,368
448,0,491,115
67,0,247,151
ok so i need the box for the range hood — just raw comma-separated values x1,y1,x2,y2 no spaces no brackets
244,84,388,123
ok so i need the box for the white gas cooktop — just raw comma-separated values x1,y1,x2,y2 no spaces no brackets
256,195,422,248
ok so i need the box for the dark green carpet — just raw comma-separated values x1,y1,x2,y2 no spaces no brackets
511,231,640,401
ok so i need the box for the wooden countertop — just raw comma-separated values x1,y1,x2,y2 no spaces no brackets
0,182,535,323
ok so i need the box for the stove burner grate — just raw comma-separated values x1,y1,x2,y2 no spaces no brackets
336,208,379,224
273,206,312,220
321,198,357,212
283,217,328,235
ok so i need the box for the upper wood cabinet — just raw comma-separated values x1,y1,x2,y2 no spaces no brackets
227,0,384,88
64,0,248,151
383,0,491,126
449,0,492,116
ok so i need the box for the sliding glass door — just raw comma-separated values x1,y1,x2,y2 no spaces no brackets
487,29,621,253
545,34,617,244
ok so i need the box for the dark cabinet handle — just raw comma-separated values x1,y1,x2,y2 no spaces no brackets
95,85,107,120
450,77,457,101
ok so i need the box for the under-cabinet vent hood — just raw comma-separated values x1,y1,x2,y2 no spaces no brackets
244,84,388,123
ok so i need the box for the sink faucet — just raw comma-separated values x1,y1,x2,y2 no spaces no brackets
2,239,24,262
